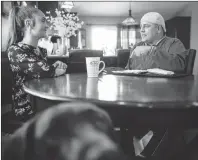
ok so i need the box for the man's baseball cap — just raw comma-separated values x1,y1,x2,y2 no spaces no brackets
140,12,166,32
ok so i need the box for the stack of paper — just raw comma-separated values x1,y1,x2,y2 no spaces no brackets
112,68,175,75
147,68,174,75
112,70,148,74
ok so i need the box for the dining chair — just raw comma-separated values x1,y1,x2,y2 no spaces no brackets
1,52,24,134
185,49,196,74
116,49,131,68
67,49,103,73
1,52,13,106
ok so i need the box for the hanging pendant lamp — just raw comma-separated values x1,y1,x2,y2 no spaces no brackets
122,2,138,26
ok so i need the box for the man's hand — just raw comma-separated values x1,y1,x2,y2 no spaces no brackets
131,46,152,57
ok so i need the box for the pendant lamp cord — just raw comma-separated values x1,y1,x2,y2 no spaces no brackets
129,2,132,17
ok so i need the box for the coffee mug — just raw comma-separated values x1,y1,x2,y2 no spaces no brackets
85,57,105,77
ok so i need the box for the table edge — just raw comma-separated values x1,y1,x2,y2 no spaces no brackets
23,85,198,110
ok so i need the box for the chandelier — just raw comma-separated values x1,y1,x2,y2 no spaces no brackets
59,1,74,12
122,2,138,26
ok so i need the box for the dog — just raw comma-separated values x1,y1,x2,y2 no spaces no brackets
2,102,128,160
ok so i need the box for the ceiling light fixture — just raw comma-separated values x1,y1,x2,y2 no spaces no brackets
122,2,138,26
60,1,74,12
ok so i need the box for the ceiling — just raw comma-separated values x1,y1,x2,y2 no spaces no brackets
71,1,189,20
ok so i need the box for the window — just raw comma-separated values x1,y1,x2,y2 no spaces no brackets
121,26,140,49
121,27,136,49
91,25,117,56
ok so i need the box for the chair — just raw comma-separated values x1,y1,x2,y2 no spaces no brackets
1,52,13,105
116,49,130,68
67,49,103,73
185,49,196,74
1,52,23,134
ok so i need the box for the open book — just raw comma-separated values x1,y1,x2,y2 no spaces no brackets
112,68,174,75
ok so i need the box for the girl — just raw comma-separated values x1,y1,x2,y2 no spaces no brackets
7,6,67,121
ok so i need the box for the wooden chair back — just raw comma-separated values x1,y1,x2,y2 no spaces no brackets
185,49,196,74
116,49,130,68
67,49,103,73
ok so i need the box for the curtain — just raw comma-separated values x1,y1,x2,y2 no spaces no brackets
86,24,93,49
121,26,129,49
116,24,122,49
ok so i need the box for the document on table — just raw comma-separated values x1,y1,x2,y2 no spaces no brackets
112,68,175,75
112,70,148,74
146,68,174,75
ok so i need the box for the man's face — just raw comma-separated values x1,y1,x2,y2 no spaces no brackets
140,21,159,43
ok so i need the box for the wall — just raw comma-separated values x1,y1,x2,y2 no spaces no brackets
1,2,12,52
1,17,10,51
80,16,127,25
190,3,198,75
177,4,192,17
177,2,198,75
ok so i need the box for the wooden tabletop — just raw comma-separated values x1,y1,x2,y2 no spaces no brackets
24,73,198,109
24,73,198,128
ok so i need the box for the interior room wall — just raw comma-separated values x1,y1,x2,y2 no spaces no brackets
1,2,12,52
190,3,198,75
80,16,127,25
178,2,198,75
1,17,10,52
176,4,192,17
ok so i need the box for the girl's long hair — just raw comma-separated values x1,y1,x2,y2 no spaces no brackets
6,6,39,50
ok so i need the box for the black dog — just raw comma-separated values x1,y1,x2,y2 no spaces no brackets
2,102,128,160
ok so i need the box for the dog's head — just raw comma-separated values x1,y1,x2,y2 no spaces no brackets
3,102,127,160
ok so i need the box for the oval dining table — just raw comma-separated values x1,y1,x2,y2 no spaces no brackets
24,73,198,129
24,73,198,158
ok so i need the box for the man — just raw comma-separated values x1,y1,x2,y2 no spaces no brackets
125,12,188,157
126,12,186,72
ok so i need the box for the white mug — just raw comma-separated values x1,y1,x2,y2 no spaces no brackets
85,57,105,77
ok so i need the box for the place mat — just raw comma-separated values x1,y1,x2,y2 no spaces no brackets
103,67,191,78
